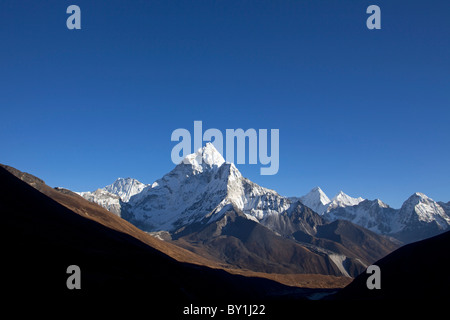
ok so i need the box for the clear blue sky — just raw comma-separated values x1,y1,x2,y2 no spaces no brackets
1,0,449,208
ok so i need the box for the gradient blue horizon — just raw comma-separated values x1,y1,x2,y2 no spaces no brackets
1,0,449,208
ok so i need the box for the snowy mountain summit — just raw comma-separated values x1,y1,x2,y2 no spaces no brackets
182,142,226,171
297,188,450,242
77,143,449,243
392,192,450,241
76,177,148,215
295,187,330,215
104,177,149,202
124,143,289,232
78,143,290,233
292,187,364,215
328,191,365,210
398,192,450,228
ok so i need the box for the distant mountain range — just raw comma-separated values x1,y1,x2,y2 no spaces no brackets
0,163,302,305
78,143,450,244
295,187,450,243
2,158,448,305
70,143,446,278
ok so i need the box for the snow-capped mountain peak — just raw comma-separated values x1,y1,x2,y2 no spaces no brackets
293,188,365,215
375,199,389,208
74,141,449,244
398,192,450,228
104,177,149,202
321,190,450,242
298,187,331,215
108,143,290,232
75,177,148,216
329,191,365,209
76,188,122,216
309,187,330,203
183,142,225,172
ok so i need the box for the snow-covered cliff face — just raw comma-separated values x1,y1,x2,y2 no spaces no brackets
76,177,148,216
301,187,450,242
76,143,449,243
290,186,330,215
76,143,291,233
389,192,450,241
77,188,122,216
104,177,148,202
291,187,364,216
124,143,291,232
324,198,397,234
125,145,231,231
396,192,450,229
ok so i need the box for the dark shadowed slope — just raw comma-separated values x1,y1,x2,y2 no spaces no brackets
173,208,345,275
0,163,224,269
0,165,297,303
332,230,450,300
173,204,399,278
1,163,351,289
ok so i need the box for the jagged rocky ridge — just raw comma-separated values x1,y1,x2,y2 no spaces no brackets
75,144,402,277
301,187,450,243
78,144,449,244
79,143,293,235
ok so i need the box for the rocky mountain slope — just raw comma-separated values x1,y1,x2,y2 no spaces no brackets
1,164,305,305
78,144,448,245
76,144,399,277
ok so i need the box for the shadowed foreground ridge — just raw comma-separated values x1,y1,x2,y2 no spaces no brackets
2,164,446,316
333,229,450,300
0,165,297,301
